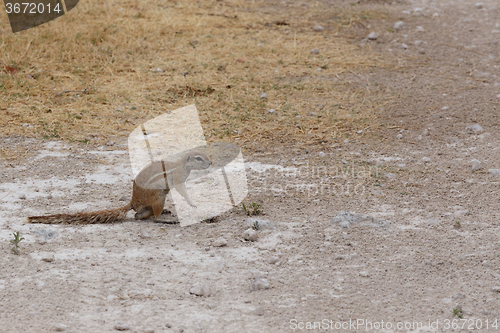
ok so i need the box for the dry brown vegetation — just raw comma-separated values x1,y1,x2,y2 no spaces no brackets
0,0,395,149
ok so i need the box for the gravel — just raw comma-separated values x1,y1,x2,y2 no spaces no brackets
259,92,268,99
310,49,320,55
367,32,379,40
313,25,324,32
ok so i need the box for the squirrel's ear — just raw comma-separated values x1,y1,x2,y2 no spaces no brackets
187,155,191,162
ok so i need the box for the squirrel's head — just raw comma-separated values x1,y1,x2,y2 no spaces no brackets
186,152,212,170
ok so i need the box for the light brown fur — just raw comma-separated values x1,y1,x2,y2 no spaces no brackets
23,151,211,224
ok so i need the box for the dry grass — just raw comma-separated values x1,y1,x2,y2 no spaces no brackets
0,0,395,149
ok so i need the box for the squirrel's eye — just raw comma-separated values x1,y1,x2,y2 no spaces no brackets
195,156,203,161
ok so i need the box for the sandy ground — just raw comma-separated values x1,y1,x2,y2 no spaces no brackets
3,0,500,332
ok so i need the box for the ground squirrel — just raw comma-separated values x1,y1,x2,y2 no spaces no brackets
23,150,212,224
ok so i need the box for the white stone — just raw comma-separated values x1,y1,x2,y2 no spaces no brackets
466,124,483,133
213,237,228,247
251,276,270,291
243,229,258,242
394,21,405,30
488,169,500,176
190,283,211,297
471,159,482,172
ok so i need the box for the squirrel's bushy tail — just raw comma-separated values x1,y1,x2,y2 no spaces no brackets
23,203,132,224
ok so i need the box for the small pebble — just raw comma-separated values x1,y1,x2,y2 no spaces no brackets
318,152,326,157
471,159,482,172
114,321,130,331
213,237,227,247
418,49,426,54
254,306,265,316
165,323,172,328
189,283,211,297
396,134,403,139
19,194,26,200
259,92,267,99
454,210,469,217
492,286,500,292
54,323,67,332
394,21,405,30
466,124,483,133
268,256,279,264
243,229,258,242
367,32,379,40
359,271,370,277
267,109,276,114
474,3,483,9
155,68,163,73
251,276,270,291
42,254,55,263
313,25,324,32
416,26,425,32
140,232,152,239
144,329,155,333
119,196,128,201
422,157,431,162
106,140,114,146
488,169,500,176
310,49,320,55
